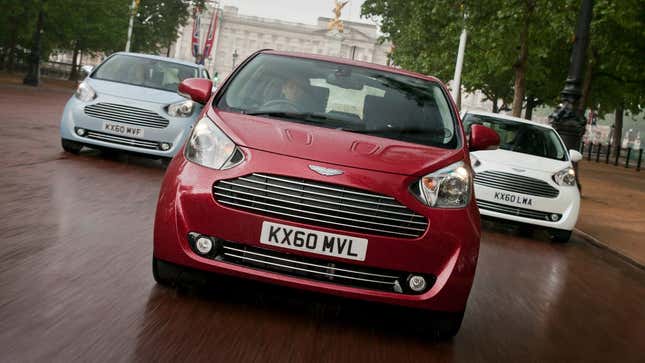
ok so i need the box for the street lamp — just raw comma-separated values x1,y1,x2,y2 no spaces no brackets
232,49,238,70
549,0,593,151
549,0,593,190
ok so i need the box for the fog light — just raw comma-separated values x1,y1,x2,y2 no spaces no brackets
160,142,171,151
550,214,560,221
76,128,86,136
408,275,427,292
195,237,213,255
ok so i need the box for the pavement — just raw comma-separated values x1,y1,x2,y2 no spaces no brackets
577,160,645,266
1,80,644,362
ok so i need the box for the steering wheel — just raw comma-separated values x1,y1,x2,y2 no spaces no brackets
259,99,301,112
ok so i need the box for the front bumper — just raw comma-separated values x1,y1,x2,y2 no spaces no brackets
475,183,580,230
153,147,481,312
59,95,199,157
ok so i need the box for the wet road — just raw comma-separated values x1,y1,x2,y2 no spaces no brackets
1,84,644,362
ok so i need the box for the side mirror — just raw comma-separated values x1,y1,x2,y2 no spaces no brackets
569,149,582,162
178,78,213,104
80,65,94,75
469,124,500,151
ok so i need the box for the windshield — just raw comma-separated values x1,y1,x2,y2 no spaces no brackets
216,54,459,149
463,113,567,161
92,54,199,92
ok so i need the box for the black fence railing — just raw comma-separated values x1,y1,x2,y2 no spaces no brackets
580,142,643,171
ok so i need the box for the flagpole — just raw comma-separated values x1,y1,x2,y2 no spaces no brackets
125,0,137,52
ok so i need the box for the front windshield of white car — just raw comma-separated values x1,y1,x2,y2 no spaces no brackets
216,54,460,149
92,54,199,92
463,114,567,161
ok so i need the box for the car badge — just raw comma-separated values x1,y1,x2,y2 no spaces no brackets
309,165,344,176
512,168,526,173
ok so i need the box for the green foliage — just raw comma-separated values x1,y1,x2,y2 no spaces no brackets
0,0,203,69
362,0,644,117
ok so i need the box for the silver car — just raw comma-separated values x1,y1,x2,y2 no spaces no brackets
60,52,209,164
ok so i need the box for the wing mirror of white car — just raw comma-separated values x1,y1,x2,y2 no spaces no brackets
569,149,583,162
80,65,94,76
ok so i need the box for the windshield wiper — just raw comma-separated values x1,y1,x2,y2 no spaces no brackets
243,110,343,125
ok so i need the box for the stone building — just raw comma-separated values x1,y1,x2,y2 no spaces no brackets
169,5,391,82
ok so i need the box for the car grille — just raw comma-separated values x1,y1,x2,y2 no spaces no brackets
474,170,559,198
477,199,561,221
213,173,428,238
219,241,434,294
84,102,169,129
81,129,163,150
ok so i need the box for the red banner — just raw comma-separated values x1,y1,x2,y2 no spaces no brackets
191,8,201,58
202,10,219,59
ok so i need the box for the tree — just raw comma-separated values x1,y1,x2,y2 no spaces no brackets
362,0,578,117
584,0,644,146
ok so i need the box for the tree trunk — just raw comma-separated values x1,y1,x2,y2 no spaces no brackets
68,41,80,81
492,99,499,113
612,105,623,148
511,1,534,117
578,48,595,114
525,96,535,120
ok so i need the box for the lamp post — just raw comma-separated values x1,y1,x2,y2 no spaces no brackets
232,49,238,70
23,0,46,86
549,0,593,151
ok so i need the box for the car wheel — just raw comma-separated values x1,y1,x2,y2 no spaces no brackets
152,257,180,287
61,138,83,154
425,311,464,340
160,157,172,169
550,229,572,243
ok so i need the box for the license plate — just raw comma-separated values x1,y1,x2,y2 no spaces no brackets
102,121,144,138
493,191,534,207
260,221,367,261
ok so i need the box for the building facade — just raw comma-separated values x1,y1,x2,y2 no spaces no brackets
169,5,391,82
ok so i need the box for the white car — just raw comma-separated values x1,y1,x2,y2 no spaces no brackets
462,111,582,242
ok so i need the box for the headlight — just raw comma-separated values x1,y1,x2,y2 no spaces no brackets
167,100,195,117
553,167,576,186
470,154,481,168
185,117,243,169
74,82,96,102
414,161,471,208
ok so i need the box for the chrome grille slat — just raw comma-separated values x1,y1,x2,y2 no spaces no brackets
84,130,161,150
256,173,397,200
223,246,399,279
214,192,426,232
213,185,427,225
84,102,169,129
224,252,394,285
474,170,559,198
477,199,561,221
218,200,420,237
235,176,408,210
214,174,428,238
218,180,421,219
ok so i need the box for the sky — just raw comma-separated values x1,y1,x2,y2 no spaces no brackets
218,0,376,26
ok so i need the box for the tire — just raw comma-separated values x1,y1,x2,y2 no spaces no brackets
61,138,83,154
550,229,572,243
160,157,172,169
425,311,465,340
152,257,181,287
152,257,210,288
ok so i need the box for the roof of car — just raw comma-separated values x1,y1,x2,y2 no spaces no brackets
463,109,554,130
113,52,204,69
259,50,444,85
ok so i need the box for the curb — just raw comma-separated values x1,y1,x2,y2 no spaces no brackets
574,228,644,270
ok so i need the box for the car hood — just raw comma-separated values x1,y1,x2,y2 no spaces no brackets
209,109,463,176
472,148,570,173
86,78,185,104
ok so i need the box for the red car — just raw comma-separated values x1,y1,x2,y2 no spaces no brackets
153,50,499,338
